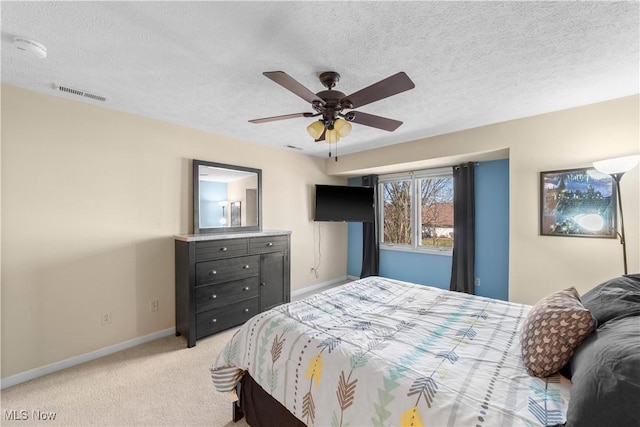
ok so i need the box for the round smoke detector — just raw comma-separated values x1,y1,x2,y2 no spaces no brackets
14,37,47,59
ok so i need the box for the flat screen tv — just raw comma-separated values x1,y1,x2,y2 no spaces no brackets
314,184,375,222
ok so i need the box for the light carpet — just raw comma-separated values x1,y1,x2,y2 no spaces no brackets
0,327,249,427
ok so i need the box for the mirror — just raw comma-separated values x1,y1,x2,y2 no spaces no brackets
193,159,262,234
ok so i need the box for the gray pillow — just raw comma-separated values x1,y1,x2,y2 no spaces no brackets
580,274,640,326
566,316,640,427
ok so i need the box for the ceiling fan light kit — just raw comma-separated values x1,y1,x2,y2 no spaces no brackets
334,118,352,138
306,120,325,139
250,70,415,156
325,128,339,144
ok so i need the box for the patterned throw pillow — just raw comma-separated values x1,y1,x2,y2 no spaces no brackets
521,287,595,378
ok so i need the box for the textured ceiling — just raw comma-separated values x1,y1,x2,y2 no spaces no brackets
2,1,638,158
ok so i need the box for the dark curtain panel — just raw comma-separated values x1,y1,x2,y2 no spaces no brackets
361,175,379,278
450,163,475,294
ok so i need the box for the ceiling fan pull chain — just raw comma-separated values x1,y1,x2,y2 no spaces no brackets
335,142,338,162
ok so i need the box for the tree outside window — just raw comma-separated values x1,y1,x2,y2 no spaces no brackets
382,180,412,244
380,170,453,252
419,177,453,249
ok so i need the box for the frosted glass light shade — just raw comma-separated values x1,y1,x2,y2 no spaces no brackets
325,128,339,144
334,119,352,137
593,154,640,175
307,121,325,139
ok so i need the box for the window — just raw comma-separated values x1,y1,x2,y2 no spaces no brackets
379,168,454,253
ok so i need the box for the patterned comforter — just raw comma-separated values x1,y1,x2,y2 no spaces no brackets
211,277,571,426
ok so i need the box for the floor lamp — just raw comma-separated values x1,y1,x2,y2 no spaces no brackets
593,154,640,275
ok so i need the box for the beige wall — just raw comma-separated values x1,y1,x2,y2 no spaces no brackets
327,96,640,305
0,85,346,378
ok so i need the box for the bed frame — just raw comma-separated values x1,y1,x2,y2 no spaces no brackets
232,373,305,427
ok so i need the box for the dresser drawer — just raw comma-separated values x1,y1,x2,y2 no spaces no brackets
249,235,289,254
196,297,259,338
195,238,248,262
195,277,259,312
195,255,259,286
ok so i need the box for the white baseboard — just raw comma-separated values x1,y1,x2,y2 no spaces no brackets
347,275,360,281
1,327,176,390
291,275,348,298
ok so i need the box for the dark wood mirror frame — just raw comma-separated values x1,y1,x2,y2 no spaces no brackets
193,159,262,234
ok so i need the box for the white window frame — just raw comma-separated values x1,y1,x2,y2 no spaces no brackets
379,167,453,256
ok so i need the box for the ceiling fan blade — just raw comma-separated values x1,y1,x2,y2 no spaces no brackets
263,71,326,105
249,112,315,124
342,72,415,109
344,111,403,131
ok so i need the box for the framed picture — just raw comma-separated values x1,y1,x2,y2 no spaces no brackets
540,167,616,238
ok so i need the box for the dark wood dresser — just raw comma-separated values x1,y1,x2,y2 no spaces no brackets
174,230,291,347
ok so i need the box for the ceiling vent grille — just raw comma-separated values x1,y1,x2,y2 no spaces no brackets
53,84,108,102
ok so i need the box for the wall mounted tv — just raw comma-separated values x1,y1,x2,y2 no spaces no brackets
314,184,375,222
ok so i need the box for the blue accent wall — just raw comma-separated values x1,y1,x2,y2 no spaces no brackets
380,250,452,288
346,159,510,300
347,223,363,277
347,177,363,277
474,159,509,300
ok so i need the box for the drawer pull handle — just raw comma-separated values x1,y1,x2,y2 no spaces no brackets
210,294,217,299
244,308,249,313
220,247,228,252
211,318,217,323
267,242,273,247
243,287,250,291
209,270,217,275
243,265,250,269
260,282,265,287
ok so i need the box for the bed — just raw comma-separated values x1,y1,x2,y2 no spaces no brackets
212,276,579,426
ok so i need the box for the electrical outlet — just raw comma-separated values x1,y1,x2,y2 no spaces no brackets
101,312,112,325
474,278,481,287
150,299,159,312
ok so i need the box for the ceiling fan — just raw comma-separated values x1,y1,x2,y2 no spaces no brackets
249,71,415,146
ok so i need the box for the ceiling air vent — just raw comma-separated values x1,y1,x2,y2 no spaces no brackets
53,84,108,102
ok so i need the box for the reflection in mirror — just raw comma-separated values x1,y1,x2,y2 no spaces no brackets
193,160,261,234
